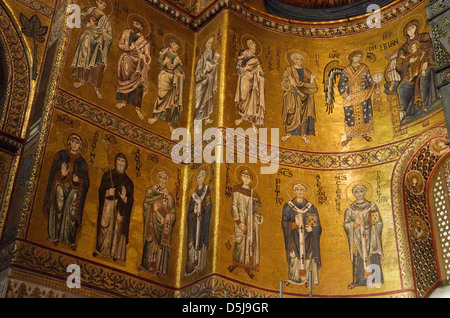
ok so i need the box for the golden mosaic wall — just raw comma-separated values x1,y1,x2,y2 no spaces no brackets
0,0,448,298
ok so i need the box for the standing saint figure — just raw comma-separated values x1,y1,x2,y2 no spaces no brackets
194,37,220,133
44,133,90,250
71,0,113,100
194,37,220,121
115,16,151,120
281,52,318,144
148,39,185,133
337,51,382,146
344,184,384,289
93,153,134,261
139,171,176,276
234,39,265,134
227,169,263,279
185,169,212,276
281,183,322,287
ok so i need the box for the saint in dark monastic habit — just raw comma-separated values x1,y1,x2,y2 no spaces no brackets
344,184,384,289
139,171,176,276
44,133,90,250
148,38,185,133
227,169,263,279
185,170,212,276
70,0,113,100
281,52,318,144
282,183,322,287
115,16,151,120
93,153,134,261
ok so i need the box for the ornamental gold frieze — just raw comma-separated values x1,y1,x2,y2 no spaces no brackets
7,240,176,298
140,0,427,38
55,89,420,171
178,274,416,298
14,0,54,18
0,3,31,138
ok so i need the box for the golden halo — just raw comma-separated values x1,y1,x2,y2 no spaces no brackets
285,49,310,68
127,13,150,37
62,128,89,156
234,165,258,189
191,164,211,189
429,137,449,156
240,34,262,57
151,165,173,186
285,179,314,202
105,147,127,169
163,33,185,57
91,0,113,17
204,33,217,46
346,180,373,201
397,15,426,43
343,48,367,66
405,170,425,195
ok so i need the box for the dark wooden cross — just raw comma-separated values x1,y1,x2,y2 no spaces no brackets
300,254,306,265
299,225,304,233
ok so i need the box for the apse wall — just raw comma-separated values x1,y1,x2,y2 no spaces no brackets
213,1,447,297
0,0,449,298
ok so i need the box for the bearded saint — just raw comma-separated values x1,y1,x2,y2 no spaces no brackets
93,153,134,261
115,16,151,121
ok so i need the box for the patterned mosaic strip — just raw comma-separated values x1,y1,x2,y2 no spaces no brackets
14,0,54,17
7,240,176,298
0,4,30,138
57,90,416,170
143,0,426,37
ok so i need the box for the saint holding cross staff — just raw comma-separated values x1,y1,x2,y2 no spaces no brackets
93,143,134,261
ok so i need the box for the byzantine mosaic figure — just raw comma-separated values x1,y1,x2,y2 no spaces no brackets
44,133,89,250
93,153,134,261
234,38,265,134
281,52,318,144
194,37,220,133
139,170,176,276
185,169,213,276
227,168,263,279
115,15,151,121
384,19,440,124
324,51,382,146
148,37,186,133
70,0,113,100
282,183,322,287
344,184,384,289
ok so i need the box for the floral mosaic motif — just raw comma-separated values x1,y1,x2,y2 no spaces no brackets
57,89,412,170
9,241,175,298
0,5,30,137
55,90,174,159
143,0,425,37
4,279,76,298
14,0,54,17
